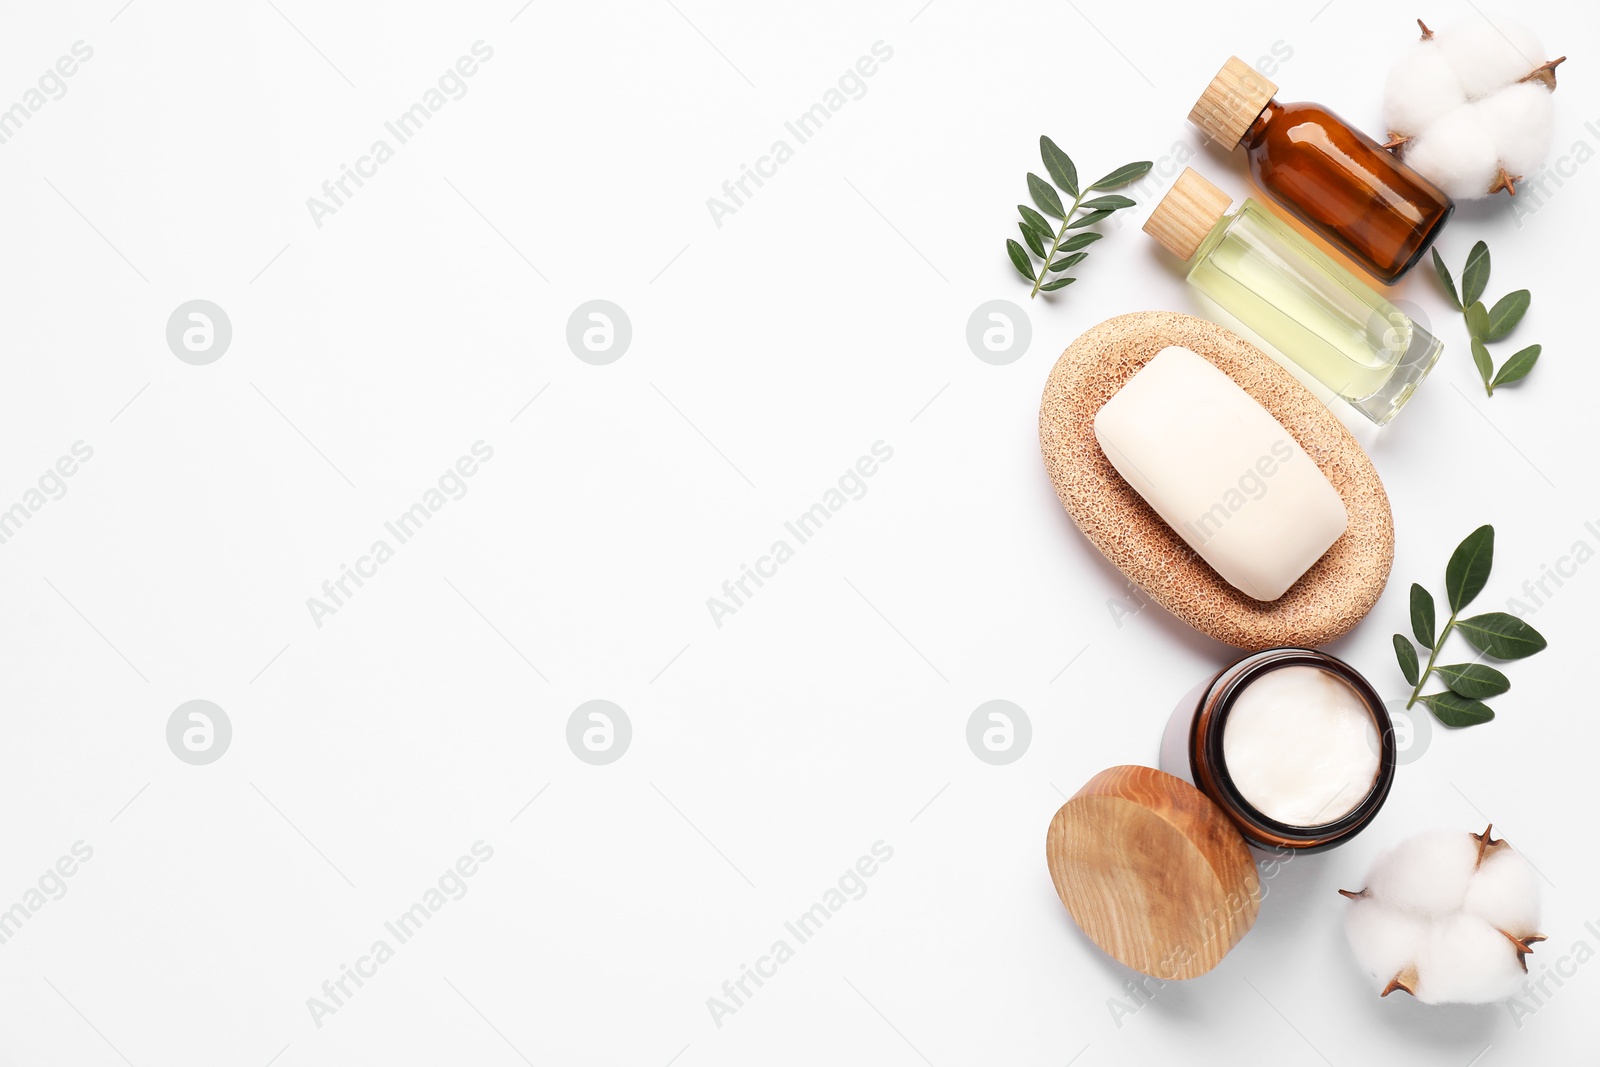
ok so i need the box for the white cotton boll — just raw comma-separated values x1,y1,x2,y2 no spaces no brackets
1345,897,1430,991
1476,81,1555,177
1344,826,1545,1004
1364,829,1479,914
1435,16,1546,100
1402,106,1501,199
1413,914,1525,1004
1384,15,1559,197
1383,41,1466,135
1463,847,1541,936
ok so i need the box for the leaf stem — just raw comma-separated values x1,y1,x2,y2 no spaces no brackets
1031,188,1086,298
1407,611,1457,708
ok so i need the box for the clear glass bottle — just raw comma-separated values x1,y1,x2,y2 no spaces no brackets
1190,56,1454,284
1144,167,1443,425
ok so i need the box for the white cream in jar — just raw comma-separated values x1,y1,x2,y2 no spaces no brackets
1220,664,1380,826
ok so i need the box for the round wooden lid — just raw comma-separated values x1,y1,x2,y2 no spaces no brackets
1189,56,1276,147
1046,766,1260,979
1143,167,1232,261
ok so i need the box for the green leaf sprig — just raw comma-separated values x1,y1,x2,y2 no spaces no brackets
1007,137,1151,299
1431,241,1541,395
1392,524,1548,727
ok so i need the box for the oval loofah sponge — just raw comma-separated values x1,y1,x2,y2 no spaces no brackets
1038,311,1394,651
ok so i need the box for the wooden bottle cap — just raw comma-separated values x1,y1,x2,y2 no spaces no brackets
1143,168,1232,261
1190,56,1277,148
1046,765,1260,979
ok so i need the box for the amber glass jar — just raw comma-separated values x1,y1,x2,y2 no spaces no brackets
1158,648,1397,853
1190,57,1454,285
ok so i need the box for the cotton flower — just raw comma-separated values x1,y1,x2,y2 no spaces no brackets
1341,825,1545,1004
1382,17,1566,198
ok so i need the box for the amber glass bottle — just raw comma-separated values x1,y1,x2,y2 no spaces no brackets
1190,57,1454,285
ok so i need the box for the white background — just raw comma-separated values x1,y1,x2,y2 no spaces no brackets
0,0,1595,1064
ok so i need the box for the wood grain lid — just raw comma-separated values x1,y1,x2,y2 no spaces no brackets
1189,56,1276,147
1047,766,1260,980
1144,168,1232,261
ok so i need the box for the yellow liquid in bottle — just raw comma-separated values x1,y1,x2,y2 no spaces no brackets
1187,200,1441,424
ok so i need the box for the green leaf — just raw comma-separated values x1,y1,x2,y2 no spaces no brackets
1018,204,1053,237
1049,252,1088,272
1471,338,1494,388
1393,634,1420,686
1445,524,1494,612
1018,221,1047,258
1491,344,1541,388
1006,239,1035,282
1465,300,1490,341
1039,137,1078,198
1456,612,1548,659
1019,217,1052,242
1418,691,1496,728
1027,173,1066,219
1431,247,1461,310
1410,583,1436,647
1066,208,1114,229
1484,289,1530,342
1462,240,1490,306
1091,161,1153,189
1433,663,1511,699
1080,194,1136,211
1058,231,1105,252
1039,277,1075,292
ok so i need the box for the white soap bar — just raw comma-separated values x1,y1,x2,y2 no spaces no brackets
1093,346,1348,601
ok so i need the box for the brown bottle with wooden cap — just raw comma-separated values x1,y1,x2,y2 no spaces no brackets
1189,56,1454,284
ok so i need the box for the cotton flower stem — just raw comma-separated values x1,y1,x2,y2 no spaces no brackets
1520,55,1567,91
1503,931,1547,970
1488,169,1521,196
1382,966,1419,997
1471,824,1501,867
